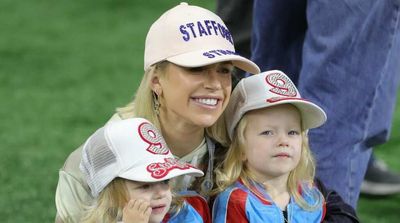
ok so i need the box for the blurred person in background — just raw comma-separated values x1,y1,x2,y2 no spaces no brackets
217,0,400,207
251,0,400,208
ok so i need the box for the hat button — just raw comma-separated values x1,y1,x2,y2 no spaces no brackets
180,2,189,6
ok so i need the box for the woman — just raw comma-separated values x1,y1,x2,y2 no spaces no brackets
54,3,260,223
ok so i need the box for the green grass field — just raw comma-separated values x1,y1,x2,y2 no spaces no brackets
1,0,399,222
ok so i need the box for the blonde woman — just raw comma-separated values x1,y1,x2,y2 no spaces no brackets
54,2,260,223
213,70,358,222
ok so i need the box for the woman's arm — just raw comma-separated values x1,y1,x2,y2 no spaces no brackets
315,178,360,223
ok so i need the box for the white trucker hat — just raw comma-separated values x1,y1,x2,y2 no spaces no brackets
225,70,327,139
80,117,204,197
144,2,260,74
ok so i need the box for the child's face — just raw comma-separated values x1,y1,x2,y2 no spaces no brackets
242,104,302,183
125,180,172,223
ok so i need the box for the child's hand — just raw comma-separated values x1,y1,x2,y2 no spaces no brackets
122,199,151,223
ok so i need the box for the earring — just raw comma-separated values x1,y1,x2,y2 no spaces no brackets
153,91,160,115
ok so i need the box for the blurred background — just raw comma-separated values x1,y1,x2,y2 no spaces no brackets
0,0,399,222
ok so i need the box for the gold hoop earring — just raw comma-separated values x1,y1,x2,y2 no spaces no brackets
153,91,160,115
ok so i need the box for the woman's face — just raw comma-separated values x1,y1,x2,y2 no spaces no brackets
125,180,172,223
156,62,233,128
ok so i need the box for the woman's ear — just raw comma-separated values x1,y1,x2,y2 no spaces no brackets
150,74,162,96
241,151,247,161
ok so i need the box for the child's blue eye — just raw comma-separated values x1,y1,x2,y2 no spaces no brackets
140,184,151,189
261,130,273,135
161,180,170,185
288,130,300,135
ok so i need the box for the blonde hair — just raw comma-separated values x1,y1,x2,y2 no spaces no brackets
214,114,323,211
116,62,166,129
81,178,128,223
81,178,184,223
116,61,230,147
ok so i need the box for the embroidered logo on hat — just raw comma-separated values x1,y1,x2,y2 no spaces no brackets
138,122,169,155
147,158,194,179
144,2,260,74
179,19,233,44
266,72,297,97
225,70,327,139
80,117,204,197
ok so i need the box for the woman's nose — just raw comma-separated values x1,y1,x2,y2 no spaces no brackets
204,69,222,90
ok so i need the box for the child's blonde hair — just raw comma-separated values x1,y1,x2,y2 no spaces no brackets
215,113,323,210
81,178,184,223
81,178,128,223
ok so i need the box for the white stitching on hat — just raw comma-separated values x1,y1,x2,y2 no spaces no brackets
265,72,297,97
138,122,169,155
146,158,194,179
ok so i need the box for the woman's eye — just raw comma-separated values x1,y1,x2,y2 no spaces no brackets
187,67,205,73
218,67,234,74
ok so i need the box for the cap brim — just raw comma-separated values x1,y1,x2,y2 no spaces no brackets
167,49,260,74
245,98,327,130
118,162,204,183
289,100,327,130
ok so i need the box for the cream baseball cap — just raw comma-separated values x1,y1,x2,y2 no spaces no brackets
144,2,260,74
80,117,204,197
225,70,327,139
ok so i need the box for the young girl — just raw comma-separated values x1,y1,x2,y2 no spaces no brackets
213,70,329,222
79,117,210,223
